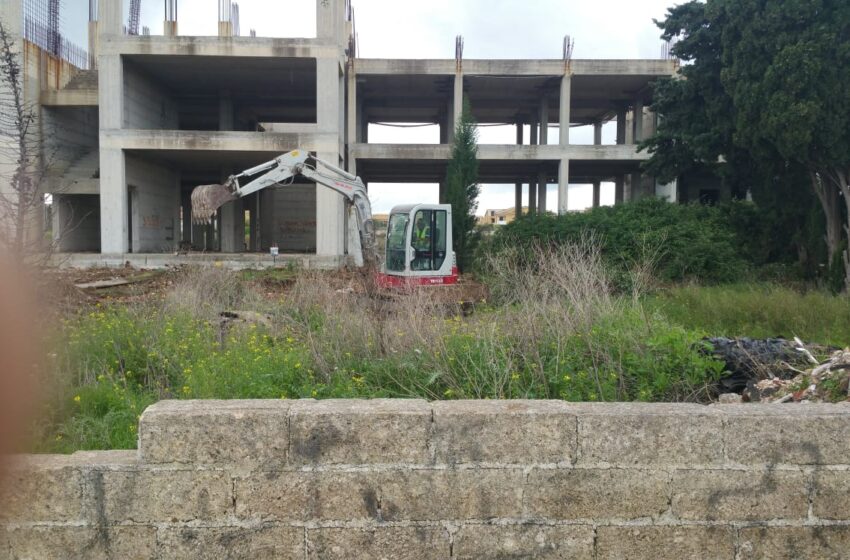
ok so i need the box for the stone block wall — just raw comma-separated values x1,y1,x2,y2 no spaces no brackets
2,400,850,559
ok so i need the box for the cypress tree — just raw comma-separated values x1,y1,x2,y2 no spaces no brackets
445,97,480,272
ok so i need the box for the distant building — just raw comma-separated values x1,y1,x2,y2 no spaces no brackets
477,207,527,226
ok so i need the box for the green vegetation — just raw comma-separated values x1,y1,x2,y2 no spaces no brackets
491,198,757,286
646,284,850,347
445,97,480,272
643,0,850,290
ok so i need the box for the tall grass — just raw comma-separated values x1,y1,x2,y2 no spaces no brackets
646,283,850,347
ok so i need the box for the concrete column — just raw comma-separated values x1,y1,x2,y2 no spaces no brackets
317,0,343,42
220,201,244,252
629,172,642,201
615,175,625,205
452,72,464,133
346,66,357,175
99,149,128,253
593,122,603,145
516,119,524,145
558,158,570,214
528,176,537,216
98,0,122,35
616,107,627,145
439,180,447,204
88,21,99,68
218,21,233,37
539,96,549,145
163,21,178,36
633,99,644,143
515,182,522,217
316,56,344,257
537,171,547,213
559,74,571,145
592,180,601,208
218,90,233,131
180,189,192,243
530,120,538,146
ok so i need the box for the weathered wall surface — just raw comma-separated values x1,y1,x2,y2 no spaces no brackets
2,400,850,559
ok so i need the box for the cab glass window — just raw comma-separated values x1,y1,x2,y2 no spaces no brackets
385,213,409,272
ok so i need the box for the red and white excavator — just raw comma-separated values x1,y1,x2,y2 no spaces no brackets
191,150,459,287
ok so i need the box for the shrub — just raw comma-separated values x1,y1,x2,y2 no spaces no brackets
490,198,751,286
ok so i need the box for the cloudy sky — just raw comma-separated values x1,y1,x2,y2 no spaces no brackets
61,0,676,213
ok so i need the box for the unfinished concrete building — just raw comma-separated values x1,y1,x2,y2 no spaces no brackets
1,0,683,265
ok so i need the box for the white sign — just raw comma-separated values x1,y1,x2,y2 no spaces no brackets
270,245,279,256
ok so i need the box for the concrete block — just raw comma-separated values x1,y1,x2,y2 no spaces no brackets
379,468,524,521
307,527,450,560
596,526,736,560
432,400,576,464
671,469,809,521
0,455,84,522
103,469,232,523
720,408,850,465
813,470,850,520
235,471,379,521
576,404,723,466
289,399,431,465
453,524,594,559
738,526,850,560
157,526,304,560
139,400,291,467
525,468,669,520
6,526,156,560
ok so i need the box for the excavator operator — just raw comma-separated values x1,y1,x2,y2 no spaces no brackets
412,214,431,270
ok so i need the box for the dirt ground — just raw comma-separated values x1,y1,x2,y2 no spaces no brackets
39,265,489,316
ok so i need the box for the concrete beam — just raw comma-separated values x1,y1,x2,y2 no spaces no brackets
40,89,98,106
354,59,677,77
101,130,341,153
99,36,338,59
353,143,650,162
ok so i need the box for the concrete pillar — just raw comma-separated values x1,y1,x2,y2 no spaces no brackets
592,180,601,208
528,176,537,216
593,122,603,145
633,99,644,143
99,149,128,253
88,21,99,69
539,96,549,145
616,107,627,145
537,171,547,214
218,21,233,37
346,66,357,175
515,182,522,217
630,172,643,201
516,119,524,145
98,0,123,35
219,90,233,131
558,158,570,214
219,201,244,252
530,120,538,146
452,72,464,133
316,56,344,257
615,175,625,205
180,189,192,243
317,0,344,43
163,21,178,36
559,74,571,145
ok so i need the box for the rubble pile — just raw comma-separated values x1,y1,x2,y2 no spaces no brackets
707,336,850,403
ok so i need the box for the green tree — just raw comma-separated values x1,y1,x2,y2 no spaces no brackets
445,97,480,272
642,0,850,289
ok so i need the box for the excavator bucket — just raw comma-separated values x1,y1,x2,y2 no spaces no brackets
191,183,237,224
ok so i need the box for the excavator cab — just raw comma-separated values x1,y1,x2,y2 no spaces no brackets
376,204,459,287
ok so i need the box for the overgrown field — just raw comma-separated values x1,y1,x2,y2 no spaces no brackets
32,242,850,453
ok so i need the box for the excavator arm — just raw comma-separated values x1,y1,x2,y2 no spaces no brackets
191,150,377,266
